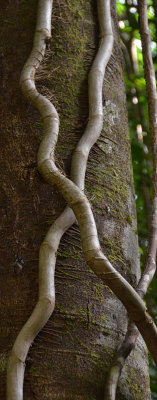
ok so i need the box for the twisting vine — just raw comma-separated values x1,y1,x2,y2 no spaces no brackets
6,0,157,399
104,1,157,398
7,0,113,398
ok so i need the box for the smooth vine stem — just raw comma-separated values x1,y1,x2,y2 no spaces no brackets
104,320,138,400
71,0,113,190
7,1,114,399
7,1,54,399
104,1,157,398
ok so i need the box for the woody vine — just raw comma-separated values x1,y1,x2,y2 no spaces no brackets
6,1,157,399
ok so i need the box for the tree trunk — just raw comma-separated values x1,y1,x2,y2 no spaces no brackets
0,0,151,399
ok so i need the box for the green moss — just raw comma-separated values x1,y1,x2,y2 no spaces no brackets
76,338,102,364
124,365,145,399
86,157,131,223
91,282,106,303
29,366,39,376
0,353,7,372
100,314,107,324
42,0,90,162
103,236,127,269
126,214,133,225
55,303,64,312
58,246,82,261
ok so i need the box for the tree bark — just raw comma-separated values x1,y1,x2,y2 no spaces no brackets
0,0,151,399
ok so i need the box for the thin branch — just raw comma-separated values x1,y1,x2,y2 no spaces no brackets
104,1,157,398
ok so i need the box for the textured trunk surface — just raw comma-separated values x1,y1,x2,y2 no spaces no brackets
0,0,150,399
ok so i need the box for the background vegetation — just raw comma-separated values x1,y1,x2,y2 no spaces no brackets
116,0,157,397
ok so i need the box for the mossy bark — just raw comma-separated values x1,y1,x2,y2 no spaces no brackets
0,0,150,399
